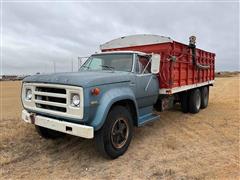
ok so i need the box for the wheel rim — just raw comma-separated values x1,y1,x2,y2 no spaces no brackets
111,118,129,149
196,92,201,110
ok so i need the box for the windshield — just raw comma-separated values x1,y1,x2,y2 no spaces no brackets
79,53,133,72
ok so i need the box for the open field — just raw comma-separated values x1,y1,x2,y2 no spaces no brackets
0,76,239,179
215,71,240,78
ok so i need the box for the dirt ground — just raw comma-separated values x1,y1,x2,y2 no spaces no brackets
0,76,239,179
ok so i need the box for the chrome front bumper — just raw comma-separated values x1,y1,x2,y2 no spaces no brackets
22,110,94,139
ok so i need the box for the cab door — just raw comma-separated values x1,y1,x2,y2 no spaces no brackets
134,54,159,108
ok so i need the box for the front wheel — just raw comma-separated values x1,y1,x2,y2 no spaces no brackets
95,106,133,159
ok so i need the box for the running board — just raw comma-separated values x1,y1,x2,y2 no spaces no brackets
137,113,160,127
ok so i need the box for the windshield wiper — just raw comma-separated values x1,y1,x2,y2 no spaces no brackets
100,65,115,71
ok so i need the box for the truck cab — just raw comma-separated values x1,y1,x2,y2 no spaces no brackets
22,51,161,159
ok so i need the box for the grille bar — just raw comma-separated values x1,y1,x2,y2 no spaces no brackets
35,99,67,108
35,104,67,113
34,91,66,98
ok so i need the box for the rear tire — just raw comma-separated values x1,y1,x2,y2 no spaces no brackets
35,126,65,139
188,88,201,114
200,86,209,109
180,92,189,113
95,105,133,159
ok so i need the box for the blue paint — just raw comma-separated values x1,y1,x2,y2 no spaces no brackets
23,71,132,88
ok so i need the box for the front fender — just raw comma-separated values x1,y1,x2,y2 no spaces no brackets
89,87,138,131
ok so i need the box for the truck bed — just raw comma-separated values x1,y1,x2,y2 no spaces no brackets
101,34,215,94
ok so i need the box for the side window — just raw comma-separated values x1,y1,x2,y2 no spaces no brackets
137,56,151,74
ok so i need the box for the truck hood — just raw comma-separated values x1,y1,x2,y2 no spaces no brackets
23,71,132,87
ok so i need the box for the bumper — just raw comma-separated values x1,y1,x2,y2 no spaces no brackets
22,110,94,139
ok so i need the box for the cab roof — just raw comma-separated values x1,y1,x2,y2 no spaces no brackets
94,50,148,56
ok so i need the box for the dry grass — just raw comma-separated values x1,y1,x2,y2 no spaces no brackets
0,75,239,179
215,71,240,78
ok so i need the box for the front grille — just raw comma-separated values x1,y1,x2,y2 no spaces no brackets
34,86,67,113
23,83,83,119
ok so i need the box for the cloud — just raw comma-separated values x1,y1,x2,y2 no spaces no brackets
2,1,239,75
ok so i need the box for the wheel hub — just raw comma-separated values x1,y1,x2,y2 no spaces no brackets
111,118,129,149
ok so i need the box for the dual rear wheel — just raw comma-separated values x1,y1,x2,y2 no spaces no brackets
180,86,209,114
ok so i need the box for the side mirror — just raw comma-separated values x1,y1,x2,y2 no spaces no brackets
151,54,161,74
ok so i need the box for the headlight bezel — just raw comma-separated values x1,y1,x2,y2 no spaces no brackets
25,88,33,101
70,93,80,107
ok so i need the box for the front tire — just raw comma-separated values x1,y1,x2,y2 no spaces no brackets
95,106,133,159
188,88,201,114
35,126,65,139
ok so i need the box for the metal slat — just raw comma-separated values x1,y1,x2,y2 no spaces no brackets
34,91,66,98
34,107,67,116
35,100,67,108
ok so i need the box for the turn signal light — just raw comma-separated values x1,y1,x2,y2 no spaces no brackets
91,88,100,96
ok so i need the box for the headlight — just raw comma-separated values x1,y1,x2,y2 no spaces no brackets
26,89,32,100
71,94,80,107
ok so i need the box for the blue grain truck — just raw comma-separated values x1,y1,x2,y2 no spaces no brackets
21,35,214,158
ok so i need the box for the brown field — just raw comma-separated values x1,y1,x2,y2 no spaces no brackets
0,76,239,179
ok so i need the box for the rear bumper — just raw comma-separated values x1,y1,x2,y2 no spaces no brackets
22,110,94,139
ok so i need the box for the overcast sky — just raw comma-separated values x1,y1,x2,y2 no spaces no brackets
1,1,239,75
